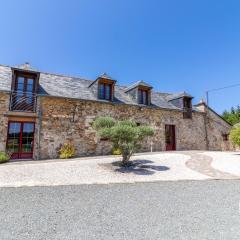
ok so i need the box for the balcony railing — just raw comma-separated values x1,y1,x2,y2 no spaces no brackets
183,107,192,119
10,91,37,112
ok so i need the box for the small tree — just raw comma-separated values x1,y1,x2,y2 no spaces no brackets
93,117,154,166
230,124,240,146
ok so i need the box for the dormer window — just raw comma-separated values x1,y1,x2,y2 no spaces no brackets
125,80,152,106
89,73,116,101
99,82,112,100
10,68,39,112
138,89,149,105
183,97,192,119
167,92,193,119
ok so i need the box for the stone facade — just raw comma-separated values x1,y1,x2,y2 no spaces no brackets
0,62,236,161
0,91,234,160
203,105,233,151
34,96,232,160
0,92,9,152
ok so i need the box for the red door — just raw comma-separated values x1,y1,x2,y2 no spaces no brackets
6,122,35,159
165,125,176,151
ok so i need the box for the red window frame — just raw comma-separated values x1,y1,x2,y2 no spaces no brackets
6,121,35,160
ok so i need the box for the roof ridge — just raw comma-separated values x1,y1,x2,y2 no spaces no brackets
0,63,94,82
0,64,192,104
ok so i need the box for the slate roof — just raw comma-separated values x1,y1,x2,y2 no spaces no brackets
88,72,116,88
166,91,193,101
124,80,153,92
0,64,197,111
97,73,115,81
15,62,38,72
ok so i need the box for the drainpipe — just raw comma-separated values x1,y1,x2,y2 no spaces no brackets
204,95,209,150
203,112,209,150
37,97,42,160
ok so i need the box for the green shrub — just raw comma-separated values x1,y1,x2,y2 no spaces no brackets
230,125,240,146
112,148,122,155
59,143,76,159
93,117,154,166
0,152,10,164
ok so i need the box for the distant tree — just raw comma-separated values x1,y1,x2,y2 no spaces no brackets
93,117,154,166
222,106,240,125
230,123,240,146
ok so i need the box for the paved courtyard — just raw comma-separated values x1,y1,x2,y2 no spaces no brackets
0,151,240,187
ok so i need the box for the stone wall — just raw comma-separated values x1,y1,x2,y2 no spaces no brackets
0,92,9,152
0,93,234,159
37,96,225,159
206,107,233,151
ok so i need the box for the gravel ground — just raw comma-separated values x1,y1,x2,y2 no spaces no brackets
1,180,240,240
0,152,209,187
206,152,240,176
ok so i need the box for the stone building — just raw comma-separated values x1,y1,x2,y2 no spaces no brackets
0,63,233,160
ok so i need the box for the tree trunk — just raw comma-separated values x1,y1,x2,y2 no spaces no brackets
122,151,132,166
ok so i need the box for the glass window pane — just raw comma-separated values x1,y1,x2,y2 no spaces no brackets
27,78,34,85
105,84,111,100
17,77,24,91
22,123,34,138
138,90,143,104
26,78,34,92
7,122,21,153
22,138,33,153
17,77,24,84
99,83,105,99
142,91,147,105
8,123,21,136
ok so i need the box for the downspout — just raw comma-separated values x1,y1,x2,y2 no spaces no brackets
204,105,209,150
37,96,42,160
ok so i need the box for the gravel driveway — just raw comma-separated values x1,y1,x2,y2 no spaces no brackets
0,151,239,187
1,180,240,240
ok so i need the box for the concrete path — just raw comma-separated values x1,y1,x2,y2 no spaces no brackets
0,151,240,187
185,152,238,179
206,151,240,176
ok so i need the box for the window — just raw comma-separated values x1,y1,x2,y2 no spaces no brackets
222,134,229,141
183,97,192,119
98,83,112,100
138,89,149,105
10,72,37,112
14,74,36,93
6,121,35,159
183,98,192,109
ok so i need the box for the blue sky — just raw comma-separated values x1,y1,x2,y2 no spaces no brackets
0,0,240,113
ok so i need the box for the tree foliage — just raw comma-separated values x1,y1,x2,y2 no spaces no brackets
222,106,240,125
230,124,240,146
93,117,154,166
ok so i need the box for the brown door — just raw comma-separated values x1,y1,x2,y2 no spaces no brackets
165,125,176,151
